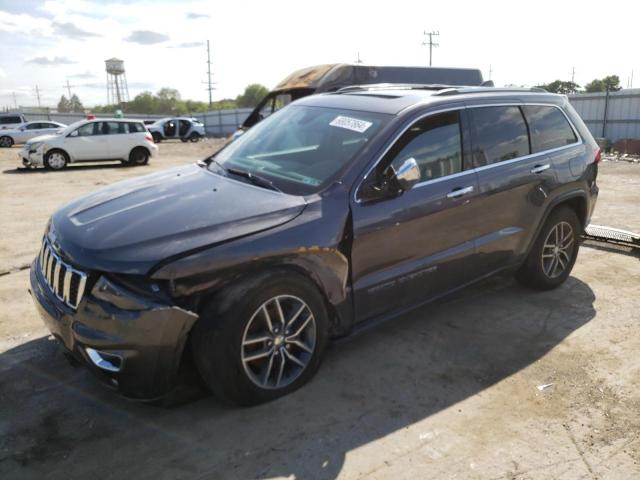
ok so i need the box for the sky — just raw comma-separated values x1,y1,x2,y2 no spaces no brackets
0,0,639,109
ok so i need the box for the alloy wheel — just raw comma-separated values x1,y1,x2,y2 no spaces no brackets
241,295,316,390
541,221,575,278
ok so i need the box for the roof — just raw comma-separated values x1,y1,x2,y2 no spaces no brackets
296,85,565,115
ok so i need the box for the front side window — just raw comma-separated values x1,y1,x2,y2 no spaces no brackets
75,123,96,136
523,105,577,152
471,106,530,166
386,111,463,183
211,105,390,195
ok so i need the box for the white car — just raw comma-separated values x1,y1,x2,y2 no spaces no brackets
147,117,205,143
20,118,158,170
0,121,67,148
0,113,27,131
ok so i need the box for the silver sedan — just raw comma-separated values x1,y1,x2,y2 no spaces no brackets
0,121,67,147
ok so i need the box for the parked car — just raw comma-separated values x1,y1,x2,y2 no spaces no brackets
30,86,599,405
233,64,487,139
0,120,66,147
20,118,157,170
0,113,27,131
147,117,205,143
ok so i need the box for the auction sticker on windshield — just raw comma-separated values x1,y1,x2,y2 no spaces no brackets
329,116,373,133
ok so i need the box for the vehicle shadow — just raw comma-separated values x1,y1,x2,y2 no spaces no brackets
0,274,596,480
2,163,147,175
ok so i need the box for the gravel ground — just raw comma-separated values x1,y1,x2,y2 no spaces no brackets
0,142,638,480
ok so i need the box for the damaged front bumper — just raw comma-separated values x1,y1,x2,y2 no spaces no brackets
29,259,198,399
20,145,45,168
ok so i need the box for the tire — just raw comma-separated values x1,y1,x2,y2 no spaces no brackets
0,136,14,148
128,147,149,166
189,133,201,143
152,132,162,143
44,149,68,170
516,206,580,290
180,137,188,143
191,271,330,406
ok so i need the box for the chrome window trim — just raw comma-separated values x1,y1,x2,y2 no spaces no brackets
354,102,583,204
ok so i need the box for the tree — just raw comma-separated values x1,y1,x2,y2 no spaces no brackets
69,94,84,112
57,95,71,113
584,75,622,93
236,84,269,108
536,80,580,94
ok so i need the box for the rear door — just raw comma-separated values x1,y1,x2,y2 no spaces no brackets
350,109,483,322
17,122,44,143
469,104,557,273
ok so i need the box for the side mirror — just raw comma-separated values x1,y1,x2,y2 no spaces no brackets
68,130,79,138
391,157,420,191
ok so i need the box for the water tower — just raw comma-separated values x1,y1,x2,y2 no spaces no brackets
105,58,130,105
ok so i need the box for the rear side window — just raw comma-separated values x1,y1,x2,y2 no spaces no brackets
26,123,42,130
128,122,145,133
522,105,577,152
387,111,463,182
0,116,22,125
471,106,530,166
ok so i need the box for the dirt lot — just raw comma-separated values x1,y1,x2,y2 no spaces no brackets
0,142,638,480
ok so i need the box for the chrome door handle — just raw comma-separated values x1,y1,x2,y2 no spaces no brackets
446,185,474,199
531,164,550,174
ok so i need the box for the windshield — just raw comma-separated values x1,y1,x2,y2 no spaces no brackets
210,105,390,195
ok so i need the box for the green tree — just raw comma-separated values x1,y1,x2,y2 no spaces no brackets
57,95,71,113
69,94,84,112
536,80,580,94
236,84,269,108
584,75,622,93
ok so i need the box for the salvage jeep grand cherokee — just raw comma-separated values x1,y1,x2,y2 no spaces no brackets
30,85,599,405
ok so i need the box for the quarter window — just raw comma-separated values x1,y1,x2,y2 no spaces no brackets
523,105,577,152
471,106,530,166
387,111,463,182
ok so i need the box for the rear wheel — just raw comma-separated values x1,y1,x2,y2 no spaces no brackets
128,147,149,166
191,271,330,406
0,136,14,148
516,206,580,290
44,150,68,170
189,133,201,143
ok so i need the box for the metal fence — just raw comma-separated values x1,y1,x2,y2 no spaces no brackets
21,108,253,138
568,88,640,142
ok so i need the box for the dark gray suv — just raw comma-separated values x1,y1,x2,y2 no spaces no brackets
30,85,599,405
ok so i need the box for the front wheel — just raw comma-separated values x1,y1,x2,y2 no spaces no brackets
516,206,580,290
44,150,68,170
191,271,330,406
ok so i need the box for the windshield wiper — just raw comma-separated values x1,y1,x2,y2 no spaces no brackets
226,167,282,193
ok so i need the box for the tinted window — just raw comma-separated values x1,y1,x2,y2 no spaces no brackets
471,106,530,166
388,111,462,182
26,123,42,130
523,105,577,152
42,123,59,129
0,116,22,124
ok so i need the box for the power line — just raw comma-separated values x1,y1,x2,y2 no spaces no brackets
422,30,439,67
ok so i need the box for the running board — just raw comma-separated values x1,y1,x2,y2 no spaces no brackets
582,225,640,249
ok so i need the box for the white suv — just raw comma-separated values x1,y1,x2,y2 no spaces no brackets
20,118,158,170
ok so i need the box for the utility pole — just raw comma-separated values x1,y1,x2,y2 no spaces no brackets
355,52,363,64
35,85,42,109
63,79,75,98
12,92,17,109
422,30,439,66
206,40,214,107
571,67,575,84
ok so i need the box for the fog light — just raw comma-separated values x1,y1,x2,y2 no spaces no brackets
85,347,122,372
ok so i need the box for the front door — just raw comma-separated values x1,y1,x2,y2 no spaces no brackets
350,109,482,322
64,122,110,160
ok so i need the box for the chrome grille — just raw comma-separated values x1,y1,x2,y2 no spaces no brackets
39,239,87,309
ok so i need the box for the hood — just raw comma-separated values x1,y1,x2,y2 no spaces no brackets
27,134,58,144
50,164,307,274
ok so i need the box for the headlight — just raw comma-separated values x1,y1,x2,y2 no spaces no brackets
28,142,43,151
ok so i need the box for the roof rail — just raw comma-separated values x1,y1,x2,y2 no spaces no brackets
432,86,547,96
336,83,453,93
